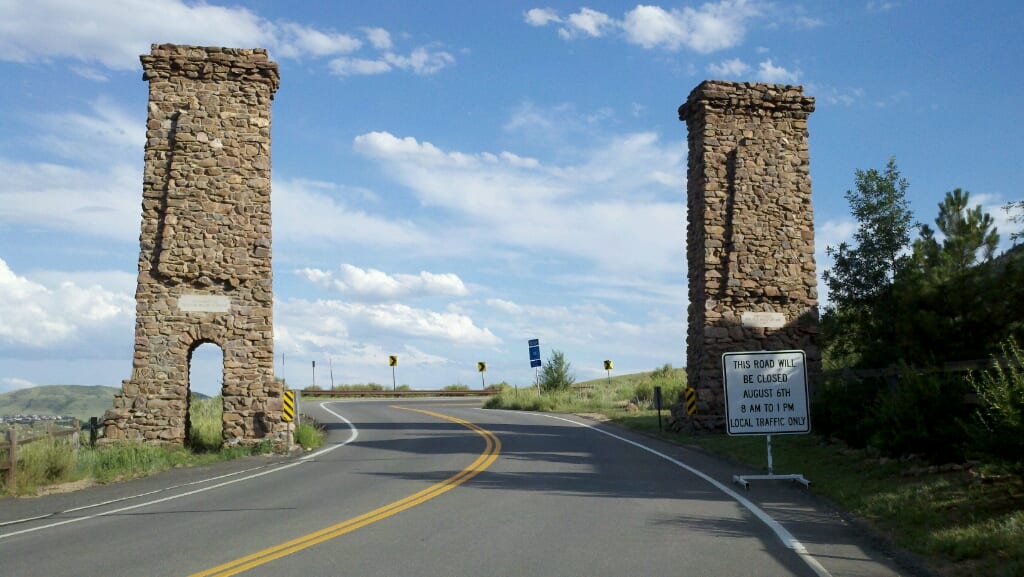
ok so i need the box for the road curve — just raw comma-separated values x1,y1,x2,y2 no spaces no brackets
0,399,910,576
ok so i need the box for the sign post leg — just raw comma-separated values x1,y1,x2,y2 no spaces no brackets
733,434,810,489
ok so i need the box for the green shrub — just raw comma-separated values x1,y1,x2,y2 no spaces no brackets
444,384,471,391
966,337,1024,460
293,422,323,450
650,362,674,380
812,373,883,448
867,371,971,462
10,438,78,493
634,374,686,409
539,350,575,392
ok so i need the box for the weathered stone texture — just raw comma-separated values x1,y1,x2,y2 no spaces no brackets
103,44,284,445
671,81,820,427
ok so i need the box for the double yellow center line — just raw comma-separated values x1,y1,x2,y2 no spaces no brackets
190,406,501,577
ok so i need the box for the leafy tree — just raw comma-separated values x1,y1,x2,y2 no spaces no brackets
539,350,575,392
822,157,915,366
913,188,999,281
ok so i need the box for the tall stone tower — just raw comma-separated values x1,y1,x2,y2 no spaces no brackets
103,44,283,445
676,81,819,426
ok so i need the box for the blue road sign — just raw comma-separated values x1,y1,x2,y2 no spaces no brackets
528,338,541,367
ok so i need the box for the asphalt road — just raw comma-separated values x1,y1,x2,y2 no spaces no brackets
0,399,915,576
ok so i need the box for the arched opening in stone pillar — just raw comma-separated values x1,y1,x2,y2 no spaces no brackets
186,341,225,450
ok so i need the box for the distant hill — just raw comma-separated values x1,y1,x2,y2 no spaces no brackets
0,385,120,422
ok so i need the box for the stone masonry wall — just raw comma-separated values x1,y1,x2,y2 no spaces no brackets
673,81,819,429
103,44,283,445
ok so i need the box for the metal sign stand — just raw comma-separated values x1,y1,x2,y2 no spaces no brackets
733,434,810,489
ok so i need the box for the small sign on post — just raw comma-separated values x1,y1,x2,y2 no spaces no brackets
653,385,663,431
722,350,811,489
684,387,697,415
389,355,398,390
478,361,487,389
528,339,541,368
282,390,295,423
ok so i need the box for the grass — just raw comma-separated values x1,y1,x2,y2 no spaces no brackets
0,393,315,496
187,395,224,451
485,370,1024,577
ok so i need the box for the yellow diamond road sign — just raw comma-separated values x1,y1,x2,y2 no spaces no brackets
389,355,398,367
604,359,613,371
478,361,486,372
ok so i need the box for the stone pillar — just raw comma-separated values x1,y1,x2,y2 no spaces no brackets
103,44,283,445
674,81,819,429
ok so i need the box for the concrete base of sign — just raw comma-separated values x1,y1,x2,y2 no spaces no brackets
733,473,811,490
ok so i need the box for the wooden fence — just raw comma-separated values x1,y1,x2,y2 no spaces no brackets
821,357,1011,380
0,419,81,489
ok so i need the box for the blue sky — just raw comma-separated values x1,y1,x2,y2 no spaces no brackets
1,1,1021,396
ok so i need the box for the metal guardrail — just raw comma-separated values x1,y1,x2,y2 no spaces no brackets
295,389,498,398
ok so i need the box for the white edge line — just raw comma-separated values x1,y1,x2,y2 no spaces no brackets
502,410,833,577
0,401,358,540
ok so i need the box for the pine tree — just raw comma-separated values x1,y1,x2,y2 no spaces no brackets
913,188,999,282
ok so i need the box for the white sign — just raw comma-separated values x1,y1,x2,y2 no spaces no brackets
722,350,810,436
741,311,786,328
178,294,231,313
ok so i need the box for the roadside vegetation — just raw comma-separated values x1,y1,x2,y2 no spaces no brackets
1,395,323,496
486,160,1023,577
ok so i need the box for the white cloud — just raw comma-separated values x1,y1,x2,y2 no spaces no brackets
276,297,499,347
0,257,133,349
526,1,762,53
0,1,450,77
329,47,455,77
70,66,109,82
621,5,688,49
810,85,866,106
353,128,686,274
272,178,431,249
273,22,361,58
867,1,900,13
524,8,562,27
299,264,469,300
37,97,145,162
755,59,800,84
563,7,616,38
363,27,393,50
0,377,38,393
0,0,272,70
623,1,761,52
0,160,141,242
708,57,751,77
384,46,455,75
329,57,393,76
